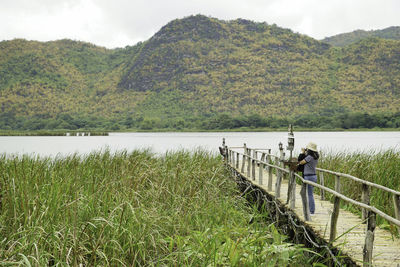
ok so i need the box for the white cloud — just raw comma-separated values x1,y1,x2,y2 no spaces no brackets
0,0,399,48
1,0,102,43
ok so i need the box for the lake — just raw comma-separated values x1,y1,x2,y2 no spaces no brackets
0,131,399,157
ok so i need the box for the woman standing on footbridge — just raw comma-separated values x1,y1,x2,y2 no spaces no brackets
297,142,319,215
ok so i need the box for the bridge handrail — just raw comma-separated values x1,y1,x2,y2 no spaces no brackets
294,173,400,227
228,146,280,160
224,141,400,266
316,167,400,196
231,148,400,196
228,148,400,227
228,147,271,151
233,149,279,158
233,151,288,172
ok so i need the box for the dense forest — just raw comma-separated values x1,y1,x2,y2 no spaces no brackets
322,26,400,47
0,15,399,131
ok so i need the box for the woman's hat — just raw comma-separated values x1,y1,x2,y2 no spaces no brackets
306,142,318,152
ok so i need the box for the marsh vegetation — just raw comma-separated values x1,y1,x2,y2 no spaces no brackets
0,150,313,266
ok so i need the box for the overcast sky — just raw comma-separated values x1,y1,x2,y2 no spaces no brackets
1,0,399,48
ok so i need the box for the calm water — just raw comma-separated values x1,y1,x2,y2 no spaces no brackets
0,131,399,157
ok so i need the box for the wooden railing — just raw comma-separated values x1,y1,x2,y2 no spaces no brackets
223,144,400,266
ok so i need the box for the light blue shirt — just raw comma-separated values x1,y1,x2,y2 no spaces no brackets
304,155,318,175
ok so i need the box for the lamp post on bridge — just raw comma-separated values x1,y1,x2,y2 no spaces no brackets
283,124,297,170
287,124,295,160
284,124,298,210
278,142,283,158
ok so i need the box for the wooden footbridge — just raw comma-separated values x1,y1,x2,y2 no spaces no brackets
220,134,400,266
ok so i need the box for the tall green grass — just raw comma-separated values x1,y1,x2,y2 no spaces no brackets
319,149,400,230
0,149,312,266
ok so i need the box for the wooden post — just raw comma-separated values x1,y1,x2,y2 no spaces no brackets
286,168,292,204
363,211,376,266
393,194,400,235
275,157,282,198
361,184,370,222
289,170,296,209
286,164,292,205
241,155,246,173
330,175,341,243
241,144,246,173
236,152,239,169
223,138,228,162
279,144,284,182
252,159,256,180
267,150,273,191
300,182,311,221
247,149,251,177
241,154,246,173
319,171,325,200
275,143,283,199
318,171,325,200
221,138,227,161
259,153,265,185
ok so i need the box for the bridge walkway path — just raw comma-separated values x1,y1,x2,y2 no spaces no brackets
232,159,400,266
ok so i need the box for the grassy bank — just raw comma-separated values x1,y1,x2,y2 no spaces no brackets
0,150,316,266
318,149,400,232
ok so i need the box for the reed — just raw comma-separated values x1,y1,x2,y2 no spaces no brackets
319,148,400,230
0,149,312,266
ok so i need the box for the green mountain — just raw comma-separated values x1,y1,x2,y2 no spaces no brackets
0,15,400,130
322,26,400,47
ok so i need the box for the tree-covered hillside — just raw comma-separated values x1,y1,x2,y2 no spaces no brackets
321,26,400,47
0,15,399,131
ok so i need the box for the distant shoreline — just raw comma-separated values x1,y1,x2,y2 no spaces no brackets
0,131,109,136
0,127,399,136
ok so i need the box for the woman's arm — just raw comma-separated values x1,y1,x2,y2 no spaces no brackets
298,159,307,165
298,153,312,165
298,153,306,162
297,148,306,163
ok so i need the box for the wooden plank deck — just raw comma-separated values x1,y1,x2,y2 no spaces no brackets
232,160,400,267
